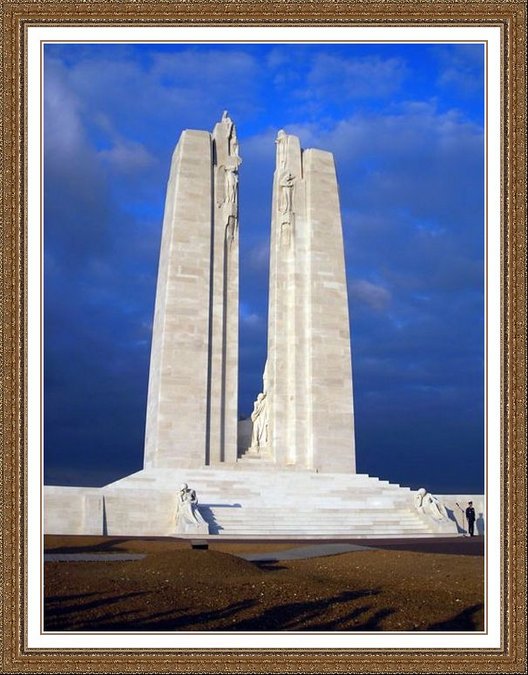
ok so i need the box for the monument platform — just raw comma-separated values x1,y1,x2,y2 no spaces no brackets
44,468,463,539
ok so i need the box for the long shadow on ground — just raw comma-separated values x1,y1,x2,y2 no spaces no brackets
45,589,391,632
227,590,385,631
425,603,484,631
44,591,147,630
44,537,156,554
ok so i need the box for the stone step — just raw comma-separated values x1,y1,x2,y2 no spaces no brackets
212,526,431,533
213,528,432,535
210,524,427,530
115,483,403,493
111,482,410,493
201,508,433,534
207,519,426,527
98,467,454,538
213,524,428,529
204,508,419,517
114,468,404,487
178,533,448,540
202,505,414,512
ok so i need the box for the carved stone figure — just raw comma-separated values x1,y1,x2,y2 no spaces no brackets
175,482,207,530
221,109,233,135
414,488,449,521
221,110,240,159
250,392,268,450
275,129,288,172
230,129,240,159
225,165,238,204
279,171,295,215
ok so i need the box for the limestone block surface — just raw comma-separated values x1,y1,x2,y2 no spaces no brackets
44,486,103,535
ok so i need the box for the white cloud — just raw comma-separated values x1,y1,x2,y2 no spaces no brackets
240,302,264,329
151,49,257,85
349,279,391,311
435,44,484,94
44,58,86,160
99,138,155,173
307,54,407,100
247,241,270,273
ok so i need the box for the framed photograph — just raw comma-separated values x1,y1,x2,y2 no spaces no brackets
1,1,526,673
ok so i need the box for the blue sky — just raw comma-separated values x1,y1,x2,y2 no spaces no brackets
44,42,485,493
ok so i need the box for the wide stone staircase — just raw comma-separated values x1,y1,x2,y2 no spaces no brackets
102,467,457,539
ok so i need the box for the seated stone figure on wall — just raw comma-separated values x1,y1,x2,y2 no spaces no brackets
414,487,449,521
174,483,208,534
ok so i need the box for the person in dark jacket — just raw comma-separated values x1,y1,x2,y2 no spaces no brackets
465,501,476,536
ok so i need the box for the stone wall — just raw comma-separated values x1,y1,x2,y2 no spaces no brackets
44,486,103,535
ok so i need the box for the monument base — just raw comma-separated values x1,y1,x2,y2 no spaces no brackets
44,468,475,539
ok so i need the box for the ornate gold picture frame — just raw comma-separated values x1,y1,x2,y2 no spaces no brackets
1,1,526,672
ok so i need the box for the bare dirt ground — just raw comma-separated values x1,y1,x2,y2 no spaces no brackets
44,535,484,632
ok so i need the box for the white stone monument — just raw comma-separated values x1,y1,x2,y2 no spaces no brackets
43,115,469,539
143,113,240,469
242,131,356,472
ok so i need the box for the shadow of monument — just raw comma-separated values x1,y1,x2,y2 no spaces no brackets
199,503,242,535
424,603,484,631
446,507,466,534
254,561,289,571
44,591,147,630
44,537,162,554
211,589,384,631
76,598,256,632
309,606,395,631
63,590,388,632
372,538,484,556
44,588,482,632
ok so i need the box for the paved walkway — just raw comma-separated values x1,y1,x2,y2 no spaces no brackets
238,543,371,562
44,536,483,563
43,547,367,563
44,553,146,562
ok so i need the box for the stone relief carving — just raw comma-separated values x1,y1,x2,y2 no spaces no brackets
225,164,238,204
279,171,295,215
249,392,269,451
221,109,240,160
221,109,233,137
275,129,288,173
278,170,295,246
174,482,209,533
215,111,242,208
414,488,449,521
231,135,240,159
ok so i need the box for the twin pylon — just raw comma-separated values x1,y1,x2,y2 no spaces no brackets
144,113,356,473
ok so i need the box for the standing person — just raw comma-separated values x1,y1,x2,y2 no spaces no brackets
465,501,476,536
